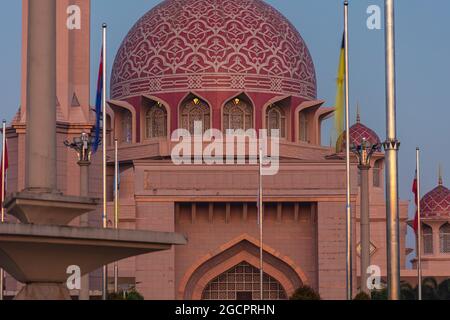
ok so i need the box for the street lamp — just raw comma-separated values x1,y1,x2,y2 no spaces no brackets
351,138,381,295
64,132,96,300
64,132,97,164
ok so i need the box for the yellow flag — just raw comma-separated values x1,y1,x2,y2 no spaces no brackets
335,35,345,141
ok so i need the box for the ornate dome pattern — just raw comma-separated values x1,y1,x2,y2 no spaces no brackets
336,122,382,153
421,185,450,218
111,0,317,100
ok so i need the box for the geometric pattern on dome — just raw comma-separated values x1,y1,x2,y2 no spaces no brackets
336,122,382,153
111,0,317,100
420,185,450,218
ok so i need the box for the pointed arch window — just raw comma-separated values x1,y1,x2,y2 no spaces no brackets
423,224,433,255
266,104,286,138
299,112,309,142
373,160,382,187
223,99,253,131
121,111,132,144
440,223,450,254
180,98,210,134
146,103,167,139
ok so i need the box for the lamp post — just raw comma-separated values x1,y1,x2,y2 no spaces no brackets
64,132,96,300
351,138,380,295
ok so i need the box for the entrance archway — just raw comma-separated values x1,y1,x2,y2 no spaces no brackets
179,236,308,300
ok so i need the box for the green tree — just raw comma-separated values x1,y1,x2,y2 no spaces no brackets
437,279,450,300
421,277,439,300
353,292,371,300
107,289,144,300
290,285,321,300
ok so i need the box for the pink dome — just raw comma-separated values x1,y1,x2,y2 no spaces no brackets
336,120,382,153
111,0,317,100
421,184,450,218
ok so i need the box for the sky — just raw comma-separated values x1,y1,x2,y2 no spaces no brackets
1,0,450,263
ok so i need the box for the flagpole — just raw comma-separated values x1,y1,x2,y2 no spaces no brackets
384,0,401,300
102,22,108,301
344,0,353,300
114,139,119,293
259,146,264,300
0,120,6,301
416,148,422,300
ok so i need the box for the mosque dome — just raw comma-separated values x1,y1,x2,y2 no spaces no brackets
110,0,317,100
421,178,450,218
336,113,382,153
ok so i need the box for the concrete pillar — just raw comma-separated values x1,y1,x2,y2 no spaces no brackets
359,165,370,294
78,161,90,300
25,0,57,193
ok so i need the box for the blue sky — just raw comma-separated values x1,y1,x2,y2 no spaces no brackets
1,0,450,261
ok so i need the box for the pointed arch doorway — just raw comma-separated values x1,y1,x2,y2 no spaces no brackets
179,236,308,300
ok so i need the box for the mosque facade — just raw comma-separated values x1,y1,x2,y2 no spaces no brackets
4,0,447,300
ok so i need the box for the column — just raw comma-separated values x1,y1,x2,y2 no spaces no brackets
25,0,57,193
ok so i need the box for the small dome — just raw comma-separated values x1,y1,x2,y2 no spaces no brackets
421,177,450,218
336,113,381,153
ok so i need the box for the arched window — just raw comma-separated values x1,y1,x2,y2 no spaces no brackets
146,103,167,139
440,223,450,254
201,262,287,300
299,112,309,142
223,99,253,131
121,110,132,143
266,104,286,138
423,224,433,255
373,160,382,187
180,98,210,134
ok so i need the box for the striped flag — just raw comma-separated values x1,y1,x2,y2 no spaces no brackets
92,47,104,154
334,34,345,141
412,173,419,234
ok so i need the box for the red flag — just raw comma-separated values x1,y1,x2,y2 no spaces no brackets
0,142,8,201
412,174,418,234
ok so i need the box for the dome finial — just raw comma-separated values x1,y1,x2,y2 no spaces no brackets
356,102,361,124
439,164,443,186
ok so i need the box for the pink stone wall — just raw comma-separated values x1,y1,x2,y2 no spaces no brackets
175,202,317,299
135,202,176,299
316,201,357,300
